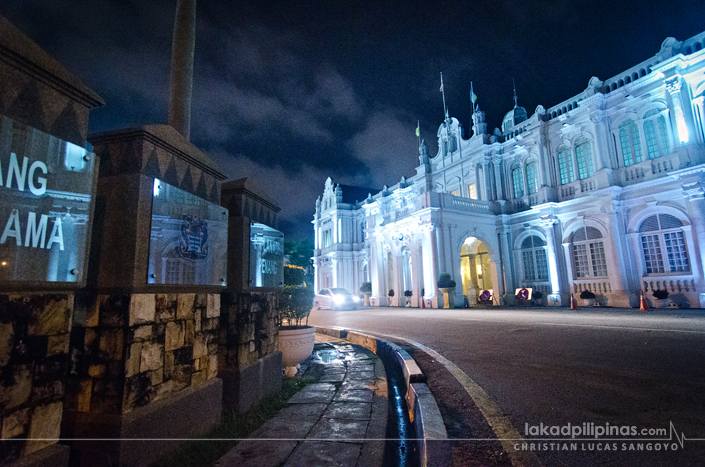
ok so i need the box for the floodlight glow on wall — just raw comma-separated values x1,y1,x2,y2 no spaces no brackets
676,108,690,143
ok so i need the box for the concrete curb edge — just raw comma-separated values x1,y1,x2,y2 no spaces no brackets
315,326,451,467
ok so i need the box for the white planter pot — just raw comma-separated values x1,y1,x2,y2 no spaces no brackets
363,292,371,307
279,325,316,377
440,287,455,309
581,298,595,307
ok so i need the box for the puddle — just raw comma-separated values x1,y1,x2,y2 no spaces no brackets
311,348,344,364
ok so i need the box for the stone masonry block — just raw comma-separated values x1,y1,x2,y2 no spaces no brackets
177,294,196,320
126,343,142,377
206,294,220,318
46,334,70,356
1,407,29,439
207,354,218,379
77,380,92,412
193,335,207,360
194,310,201,332
164,351,175,380
191,370,206,387
165,322,184,352
99,328,124,360
185,320,195,345
133,325,153,342
7,366,32,410
140,344,163,372
129,294,156,326
195,294,207,307
25,401,63,455
0,322,12,366
31,296,73,336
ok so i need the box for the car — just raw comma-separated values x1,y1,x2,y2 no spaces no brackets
313,288,360,310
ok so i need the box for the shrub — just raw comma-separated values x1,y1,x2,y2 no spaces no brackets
388,289,395,297
652,289,669,300
360,282,372,293
278,285,314,327
579,290,596,299
532,291,543,300
283,264,305,286
404,290,413,297
437,273,456,288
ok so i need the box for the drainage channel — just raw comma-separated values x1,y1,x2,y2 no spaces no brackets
377,348,418,467
310,342,417,467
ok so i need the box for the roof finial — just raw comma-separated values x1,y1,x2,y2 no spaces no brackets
513,78,518,109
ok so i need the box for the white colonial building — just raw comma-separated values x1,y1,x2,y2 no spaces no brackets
313,32,705,309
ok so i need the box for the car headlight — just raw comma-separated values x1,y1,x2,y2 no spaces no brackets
333,295,345,305
352,296,360,302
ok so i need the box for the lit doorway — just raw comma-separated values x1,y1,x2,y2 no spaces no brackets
460,237,492,305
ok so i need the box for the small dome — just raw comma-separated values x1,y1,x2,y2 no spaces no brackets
501,106,528,133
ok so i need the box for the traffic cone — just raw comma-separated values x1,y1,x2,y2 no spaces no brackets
570,293,578,310
640,291,649,311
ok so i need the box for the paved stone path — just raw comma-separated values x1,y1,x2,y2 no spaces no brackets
215,335,388,466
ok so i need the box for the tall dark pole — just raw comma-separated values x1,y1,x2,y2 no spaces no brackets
168,0,196,140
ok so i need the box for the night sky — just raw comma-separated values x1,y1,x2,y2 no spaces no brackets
2,1,704,239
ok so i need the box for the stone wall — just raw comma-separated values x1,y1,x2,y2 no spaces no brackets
0,294,73,464
218,292,281,413
64,293,220,416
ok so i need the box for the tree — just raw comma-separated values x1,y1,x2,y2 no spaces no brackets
284,239,314,269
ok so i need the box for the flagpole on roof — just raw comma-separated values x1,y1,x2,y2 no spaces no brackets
440,72,447,118
470,81,477,113
416,120,420,146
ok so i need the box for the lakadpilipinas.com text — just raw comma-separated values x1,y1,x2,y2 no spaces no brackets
515,422,683,452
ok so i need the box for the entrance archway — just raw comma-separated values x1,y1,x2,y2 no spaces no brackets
461,237,493,305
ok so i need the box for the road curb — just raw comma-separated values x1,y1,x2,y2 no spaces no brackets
315,326,451,467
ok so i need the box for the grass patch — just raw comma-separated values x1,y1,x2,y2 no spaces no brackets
151,377,308,467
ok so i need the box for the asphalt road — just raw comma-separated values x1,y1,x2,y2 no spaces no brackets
308,306,705,466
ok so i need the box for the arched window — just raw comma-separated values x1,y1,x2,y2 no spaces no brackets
521,236,548,281
557,147,574,184
619,119,643,166
643,109,670,159
511,165,524,198
526,161,538,195
575,138,594,179
639,214,690,274
571,226,607,278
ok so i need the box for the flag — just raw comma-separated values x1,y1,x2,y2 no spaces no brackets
470,82,477,104
415,121,420,137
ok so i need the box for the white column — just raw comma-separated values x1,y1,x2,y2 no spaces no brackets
682,184,705,306
666,77,690,145
541,216,562,305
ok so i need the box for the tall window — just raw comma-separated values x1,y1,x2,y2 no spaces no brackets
521,236,548,281
619,119,643,166
643,109,670,159
571,227,608,278
468,184,477,199
639,214,690,274
512,165,524,198
557,148,574,184
526,161,538,195
575,139,594,179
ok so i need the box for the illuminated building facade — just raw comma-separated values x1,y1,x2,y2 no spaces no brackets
313,31,705,308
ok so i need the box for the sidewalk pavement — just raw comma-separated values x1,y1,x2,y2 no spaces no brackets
215,334,389,466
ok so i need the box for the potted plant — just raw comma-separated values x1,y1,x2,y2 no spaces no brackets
532,290,544,306
278,285,316,377
437,273,456,309
388,289,395,307
404,290,413,307
579,289,596,307
360,282,372,306
652,289,669,308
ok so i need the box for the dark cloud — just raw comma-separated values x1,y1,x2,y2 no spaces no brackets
2,0,704,239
